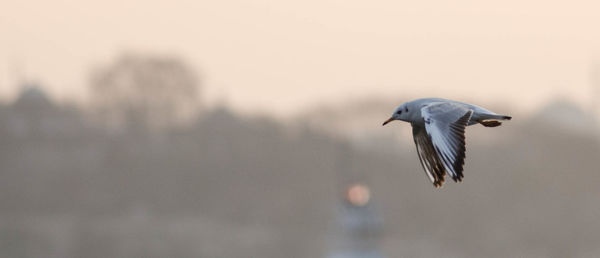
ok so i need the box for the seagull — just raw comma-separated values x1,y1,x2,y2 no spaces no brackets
382,98,511,188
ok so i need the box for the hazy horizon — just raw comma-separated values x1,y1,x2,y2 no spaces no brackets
2,0,600,117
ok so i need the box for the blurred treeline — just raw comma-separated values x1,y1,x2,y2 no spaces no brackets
1,53,600,257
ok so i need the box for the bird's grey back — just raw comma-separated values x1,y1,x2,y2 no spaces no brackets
408,98,497,115
406,98,503,126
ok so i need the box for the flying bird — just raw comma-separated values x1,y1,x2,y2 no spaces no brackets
382,98,511,188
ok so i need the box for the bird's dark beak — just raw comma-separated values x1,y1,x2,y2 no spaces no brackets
382,117,394,126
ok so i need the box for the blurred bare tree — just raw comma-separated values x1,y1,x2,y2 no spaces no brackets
90,53,200,132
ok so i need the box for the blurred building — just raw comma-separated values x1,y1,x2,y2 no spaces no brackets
296,97,408,153
529,99,598,136
1,83,86,140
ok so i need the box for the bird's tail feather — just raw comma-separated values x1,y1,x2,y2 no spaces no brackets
478,114,511,127
490,114,512,120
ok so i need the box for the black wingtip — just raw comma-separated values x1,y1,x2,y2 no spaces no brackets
433,174,445,188
451,174,463,183
503,115,512,120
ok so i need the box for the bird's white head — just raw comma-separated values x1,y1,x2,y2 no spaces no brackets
382,104,410,126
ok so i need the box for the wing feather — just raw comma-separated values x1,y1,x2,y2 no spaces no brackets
421,102,473,183
412,125,446,187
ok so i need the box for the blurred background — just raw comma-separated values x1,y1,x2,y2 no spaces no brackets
1,1,600,257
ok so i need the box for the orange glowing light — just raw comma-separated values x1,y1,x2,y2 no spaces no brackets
346,184,370,206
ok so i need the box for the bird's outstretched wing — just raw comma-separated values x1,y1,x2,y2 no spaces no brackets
413,102,473,187
412,125,446,187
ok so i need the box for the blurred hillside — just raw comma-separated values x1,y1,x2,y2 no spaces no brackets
1,82,600,257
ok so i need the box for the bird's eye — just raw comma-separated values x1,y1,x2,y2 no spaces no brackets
396,110,402,115
405,107,409,112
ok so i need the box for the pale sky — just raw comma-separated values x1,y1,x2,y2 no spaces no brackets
2,0,600,116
